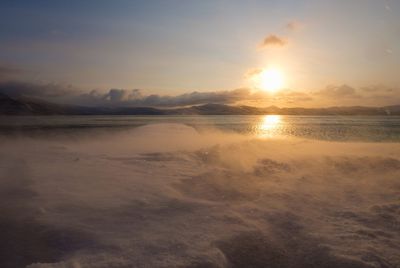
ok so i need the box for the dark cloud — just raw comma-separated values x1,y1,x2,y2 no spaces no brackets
78,88,255,107
261,34,287,48
103,88,142,102
0,81,77,98
0,81,258,107
1,80,398,108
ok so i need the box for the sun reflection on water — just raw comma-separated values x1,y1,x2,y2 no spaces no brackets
257,115,282,137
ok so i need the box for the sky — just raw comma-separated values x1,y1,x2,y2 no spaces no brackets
0,0,399,107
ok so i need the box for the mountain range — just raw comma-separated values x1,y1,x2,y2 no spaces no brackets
1,92,400,116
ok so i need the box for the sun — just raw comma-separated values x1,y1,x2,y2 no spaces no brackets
253,68,284,93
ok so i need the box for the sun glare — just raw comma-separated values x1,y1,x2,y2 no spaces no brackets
259,115,281,131
257,115,282,138
253,68,284,93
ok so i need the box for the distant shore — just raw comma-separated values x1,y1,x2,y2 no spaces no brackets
1,93,400,116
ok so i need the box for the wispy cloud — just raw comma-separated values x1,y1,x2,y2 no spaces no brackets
0,65,24,80
245,68,263,78
315,84,360,99
312,84,400,106
286,21,302,31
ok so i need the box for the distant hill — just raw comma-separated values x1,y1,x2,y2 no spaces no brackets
0,93,71,115
1,93,399,116
0,93,166,115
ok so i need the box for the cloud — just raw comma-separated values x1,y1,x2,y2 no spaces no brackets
260,34,287,48
286,21,302,31
360,85,394,93
0,81,78,98
245,68,263,78
278,91,313,103
1,80,399,108
313,84,400,106
384,0,391,11
103,88,142,102
315,84,360,99
0,65,24,80
0,81,260,107
78,88,257,107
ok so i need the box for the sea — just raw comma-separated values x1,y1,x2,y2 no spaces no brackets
1,115,400,142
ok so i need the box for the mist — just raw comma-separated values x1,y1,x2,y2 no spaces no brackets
0,124,399,267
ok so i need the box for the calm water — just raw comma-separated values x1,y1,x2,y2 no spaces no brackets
1,115,400,142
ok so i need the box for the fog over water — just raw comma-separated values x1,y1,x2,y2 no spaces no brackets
0,118,400,267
